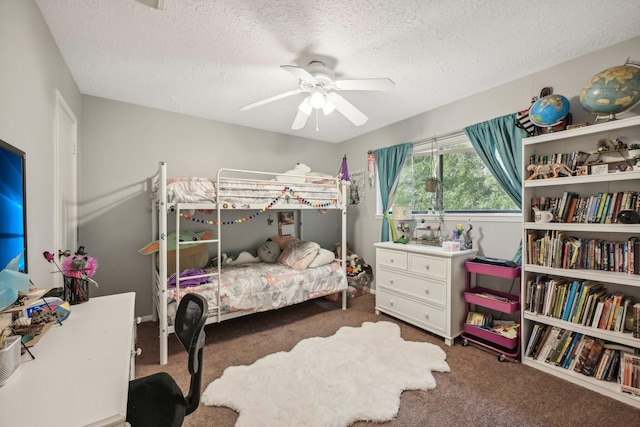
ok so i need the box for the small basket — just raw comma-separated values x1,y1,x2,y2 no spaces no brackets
0,336,21,386
63,276,90,305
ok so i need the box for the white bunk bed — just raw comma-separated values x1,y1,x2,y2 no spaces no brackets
150,161,349,365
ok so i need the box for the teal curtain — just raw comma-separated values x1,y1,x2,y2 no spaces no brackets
374,143,412,242
464,114,526,263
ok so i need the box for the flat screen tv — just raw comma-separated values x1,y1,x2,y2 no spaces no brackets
0,139,27,272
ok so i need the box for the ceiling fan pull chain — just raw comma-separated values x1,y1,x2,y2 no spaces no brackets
316,109,320,132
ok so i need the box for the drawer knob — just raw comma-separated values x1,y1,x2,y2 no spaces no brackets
390,258,394,263
390,279,394,285
390,300,394,306
424,288,429,294
424,312,429,319
425,264,430,270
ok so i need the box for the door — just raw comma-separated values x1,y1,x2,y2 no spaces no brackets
53,90,78,287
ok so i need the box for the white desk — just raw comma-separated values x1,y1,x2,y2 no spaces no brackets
0,292,136,427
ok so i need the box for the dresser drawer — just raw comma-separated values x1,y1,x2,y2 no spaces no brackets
376,289,446,333
377,249,408,270
377,269,446,306
408,253,447,280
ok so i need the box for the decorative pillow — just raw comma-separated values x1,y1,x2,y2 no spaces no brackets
308,248,336,268
278,240,320,269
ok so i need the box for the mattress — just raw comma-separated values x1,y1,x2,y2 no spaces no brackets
166,261,347,322
156,176,341,207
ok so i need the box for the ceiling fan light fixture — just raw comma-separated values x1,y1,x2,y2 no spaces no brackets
310,91,326,109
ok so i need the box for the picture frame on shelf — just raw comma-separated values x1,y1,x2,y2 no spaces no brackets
590,163,608,175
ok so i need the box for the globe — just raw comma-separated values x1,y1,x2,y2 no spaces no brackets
529,94,571,127
579,63,640,118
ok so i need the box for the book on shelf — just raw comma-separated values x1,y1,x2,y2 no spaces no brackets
582,289,607,327
620,352,640,396
634,303,640,339
560,333,583,369
550,330,574,366
532,325,554,360
591,297,607,329
573,336,595,373
568,335,587,371
605,350,621,382
594,348,612,380
539,326,563,363
573,281,601,324
525,324,545,358
581,338,605,377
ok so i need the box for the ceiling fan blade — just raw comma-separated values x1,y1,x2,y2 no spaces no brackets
281,65,317,82
333,78,395,91
326,92,368,126
291,109,310,130
240,89,301,111
322,98,336,115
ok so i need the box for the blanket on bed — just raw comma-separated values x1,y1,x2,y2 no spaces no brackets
168,261,347,314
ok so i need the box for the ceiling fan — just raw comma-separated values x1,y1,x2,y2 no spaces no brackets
240,61,395,130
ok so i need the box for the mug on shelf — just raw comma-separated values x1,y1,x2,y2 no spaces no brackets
534,210,554,223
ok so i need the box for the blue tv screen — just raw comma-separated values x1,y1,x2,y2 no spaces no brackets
0,139,27,272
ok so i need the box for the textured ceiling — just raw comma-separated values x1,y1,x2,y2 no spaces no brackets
36,0,640,143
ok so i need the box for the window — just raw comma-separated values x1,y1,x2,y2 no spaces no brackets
393,133,519,213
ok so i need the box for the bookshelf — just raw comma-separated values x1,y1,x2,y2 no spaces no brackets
521,115,640,408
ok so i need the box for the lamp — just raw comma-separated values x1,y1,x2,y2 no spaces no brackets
391,205,414,244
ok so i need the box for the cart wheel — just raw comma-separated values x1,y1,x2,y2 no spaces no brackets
498,354,506,362
461,339,468,347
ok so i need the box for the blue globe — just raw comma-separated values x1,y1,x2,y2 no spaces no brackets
579,64,640,117
529,94,571,127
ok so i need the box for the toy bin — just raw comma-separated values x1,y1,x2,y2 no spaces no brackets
0,336,21,386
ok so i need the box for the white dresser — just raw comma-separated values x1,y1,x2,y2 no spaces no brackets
374,242,477,345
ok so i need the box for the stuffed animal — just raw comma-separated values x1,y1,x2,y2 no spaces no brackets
139,230,213,273
61,252,98,278
138,230,213,255
220,241,282,265
275,163,312,183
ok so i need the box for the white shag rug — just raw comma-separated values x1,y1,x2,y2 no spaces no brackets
201,321,450,427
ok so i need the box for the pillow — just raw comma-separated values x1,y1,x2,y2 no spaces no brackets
308,248,336,268
278,240,320,269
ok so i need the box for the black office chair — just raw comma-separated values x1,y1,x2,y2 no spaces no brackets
127,293,208,427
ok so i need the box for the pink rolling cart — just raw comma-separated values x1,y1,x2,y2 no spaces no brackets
462,260,522,362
